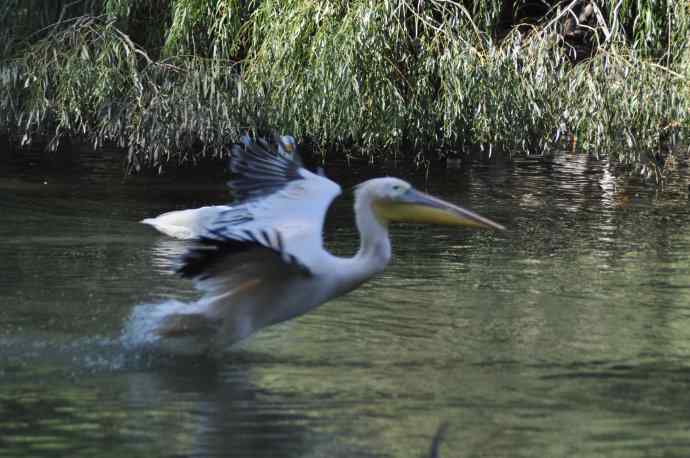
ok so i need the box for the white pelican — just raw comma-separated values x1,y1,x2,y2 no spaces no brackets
146,136,504,355
140,135,297,239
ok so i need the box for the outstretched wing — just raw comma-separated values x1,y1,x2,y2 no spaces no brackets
178,135,342,286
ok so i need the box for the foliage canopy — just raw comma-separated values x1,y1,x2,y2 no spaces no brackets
1,1,688,173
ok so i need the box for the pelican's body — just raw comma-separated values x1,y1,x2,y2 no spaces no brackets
133,136,503,355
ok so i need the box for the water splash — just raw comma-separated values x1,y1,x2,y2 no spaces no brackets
121,300,214,357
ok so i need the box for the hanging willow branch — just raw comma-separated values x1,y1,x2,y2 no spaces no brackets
0,0,688,172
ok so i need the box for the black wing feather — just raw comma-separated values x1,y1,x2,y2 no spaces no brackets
229,136,303,202
178,234,312,279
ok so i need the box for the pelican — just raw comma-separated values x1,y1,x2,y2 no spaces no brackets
144,136,504,355
140,135,297,239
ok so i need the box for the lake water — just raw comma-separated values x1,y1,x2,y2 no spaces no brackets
2,149,690,457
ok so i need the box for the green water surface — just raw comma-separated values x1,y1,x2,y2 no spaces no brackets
2,150,690,457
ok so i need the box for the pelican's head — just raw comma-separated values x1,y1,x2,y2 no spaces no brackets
359,177,505,230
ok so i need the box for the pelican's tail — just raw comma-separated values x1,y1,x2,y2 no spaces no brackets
140,206,233,240
140,215,197,239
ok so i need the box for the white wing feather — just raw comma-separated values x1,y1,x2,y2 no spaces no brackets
208,168,341,273
178,135,343,281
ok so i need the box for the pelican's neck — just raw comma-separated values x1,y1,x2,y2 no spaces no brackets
324,191,392,298
354,194,391,270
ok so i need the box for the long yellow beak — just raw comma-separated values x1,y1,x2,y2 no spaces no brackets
374,189,505,230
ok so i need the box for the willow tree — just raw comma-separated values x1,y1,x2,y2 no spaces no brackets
0,0,688,173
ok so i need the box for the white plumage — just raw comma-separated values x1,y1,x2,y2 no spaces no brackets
140,205,233,239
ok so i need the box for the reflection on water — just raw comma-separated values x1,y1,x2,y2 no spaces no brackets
2,149,690,457
148,238,191,274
